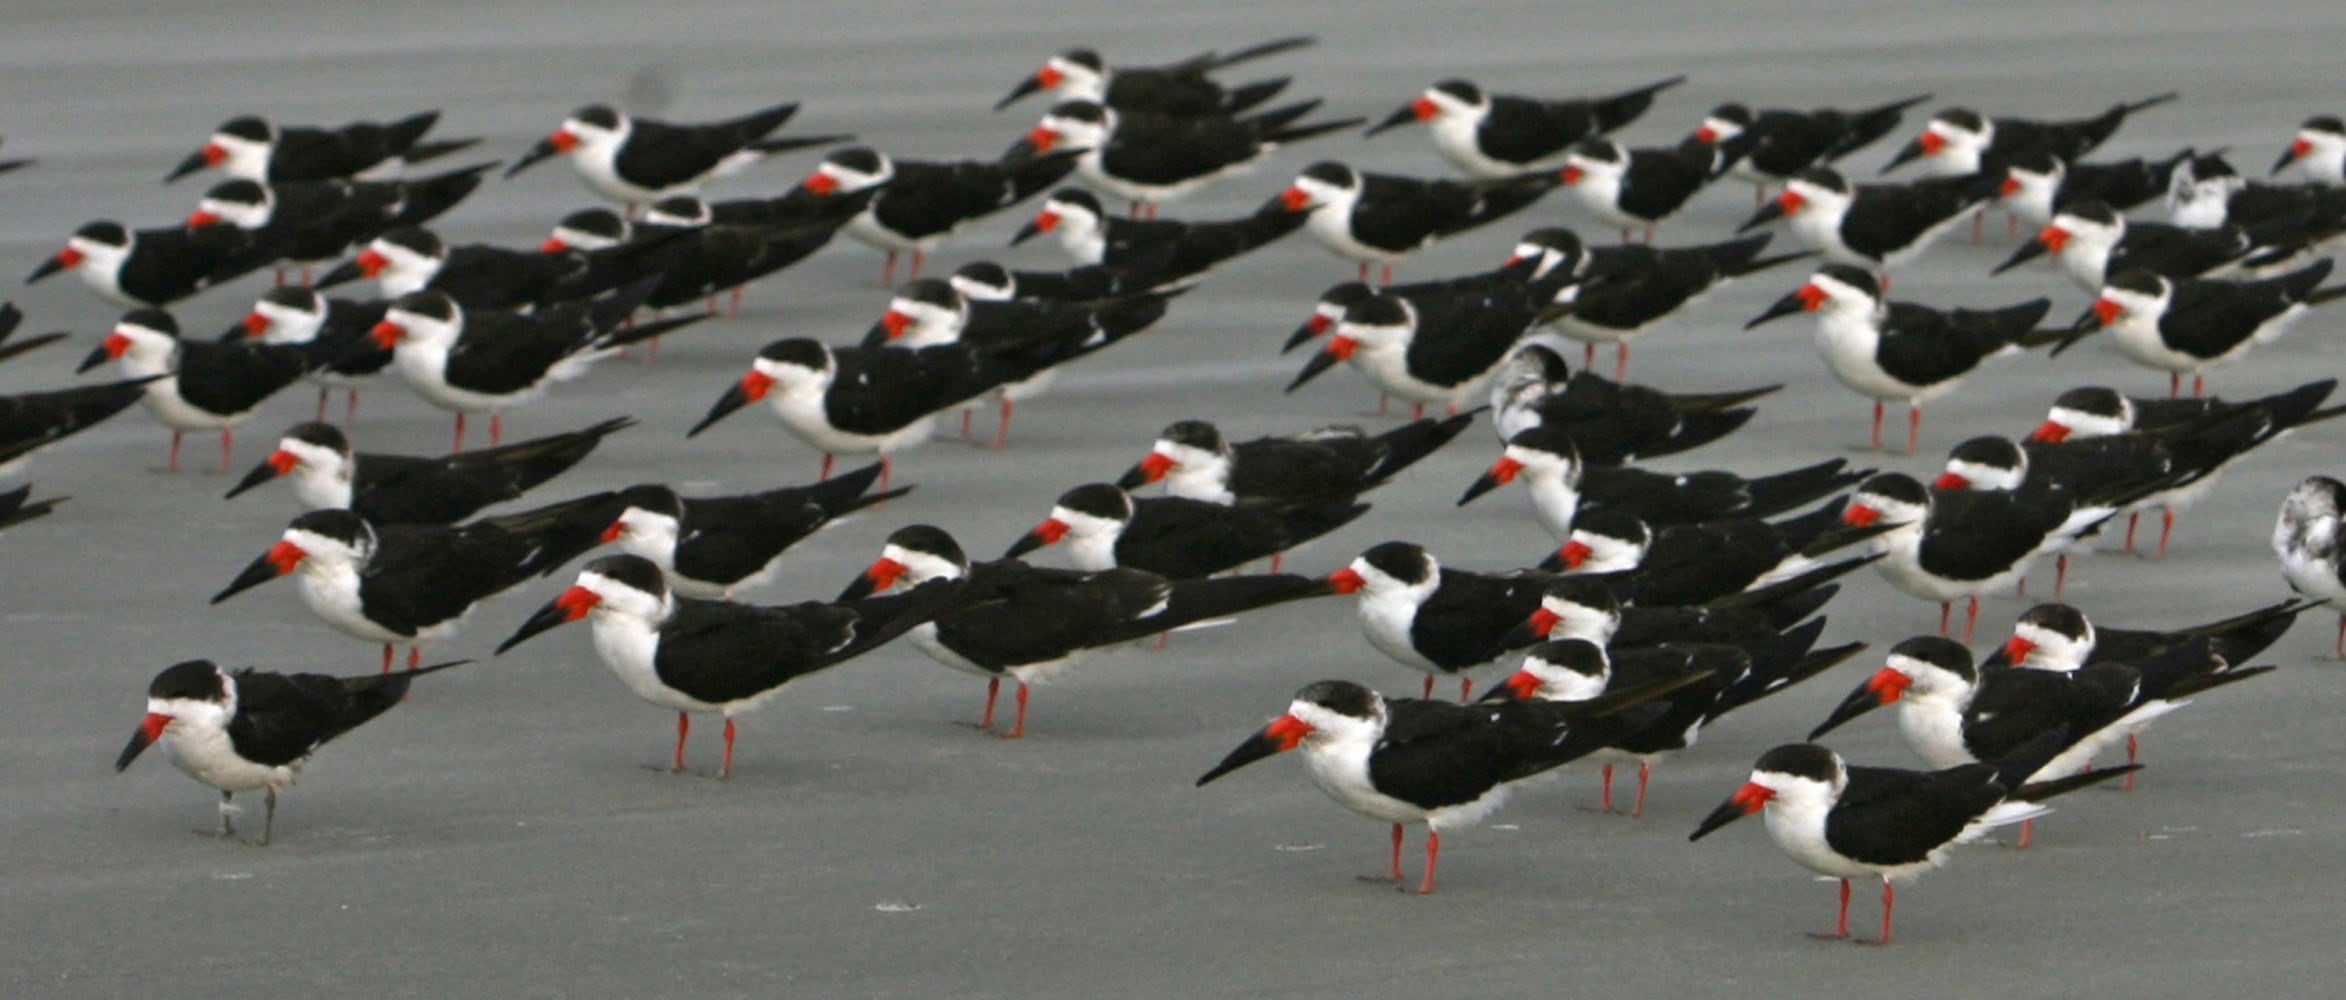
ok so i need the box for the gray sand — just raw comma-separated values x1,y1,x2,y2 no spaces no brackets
5,2,2345,996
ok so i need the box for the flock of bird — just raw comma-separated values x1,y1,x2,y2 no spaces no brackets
10,34,2346,946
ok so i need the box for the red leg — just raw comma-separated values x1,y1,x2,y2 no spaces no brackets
2018,817,2033,850
380,644,394,675
1630,761,1650,818
406,647,420,671
315,387,330,422
819,454,834,481
1004,682,1028,739
2122,733,2139,790
881,251,897,287
1614,342,1628,381
1906,404,1920,455
728,286,743,319
451,414,465,454
1416,830,1439,895
1937,602,1951,637
1388,823,1405,882
1379,264,1393,286
2192,374,2204,399
345,388,359,421
2054,555,2068,600
1446,402,1458,417
1813,878,1852,940
1869,402,1883,450
2156,509,2174,558
908,251,924,282
1421,675,1435,699
1970,212,1984,243
1877,880,1895,945
1410,402,1425,421
167,431,183,472
1583,342,1596,370
959,407,973,441
2123,513,2140,554
219,429,233,473
1458,677,1472,701
1642,225,1655,244
673,713,689,772
877,457,889,492
1598,763,1615,812
1357,263,1370,282
489,414,501,448
1963,596,1979,645
992,396,1012,450
2168,372,2180,399
1268,553,1282,573
980,677,1000,729
719,717,736,779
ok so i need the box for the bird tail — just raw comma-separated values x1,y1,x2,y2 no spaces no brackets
1741,458,1866,519
1205,36,1317,70
1220,77,1294,116
1360,410,1479,488
390,161,500,228
1822,93,1935,163
1590,75,1688,134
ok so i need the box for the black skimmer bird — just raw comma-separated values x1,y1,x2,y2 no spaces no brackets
1525,229,1810,378
1011,187,1304,284
224,417,634,525
1499,573,1843,656
1745,264,2060,453
1288,270,1568,419
2069,262,2345,398
75,308,345,472
498,554,959,775
1880,96,2178,178
1689,735,2133,943
1196,677,1680,894
603,462,909,599
213,499,615,672
1486,343,1775,464
1991,148,2196,234
224,286,392,421
1005,482,1369,580
1018,98,1361,218
1736,168,1993,277
686,335,1110,485
1460,426,1864,540
317,224,683,312
1930,433,2200,593
1809,637,2257,833
1555,138,1733,243
1686,94,1933,195
621,194,860,318
27,220,257,308
1367,76,1686,179
800,145,1078,284
1545,506,1884,607
2029,380,2339,557
993,37,1315,117
863,277,1174,447
1273,161,1556,283
1487,630,1862,816
2273,115,2346,186
372,286,694,451
2166,151,2346,231
114,657,467,844
1325,541,1555,700
1841,473,2116,642
2276,476,2346,656
1991,601,2287,783
505,102,847,208
164,111,477,184
184,164,496,283
1114,414,1474,506
845,525,1331,738
946,259,1157,305
1990,200,2299,293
